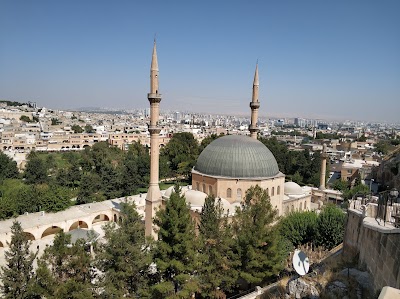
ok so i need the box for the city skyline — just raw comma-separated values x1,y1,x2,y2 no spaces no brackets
1,0,399,122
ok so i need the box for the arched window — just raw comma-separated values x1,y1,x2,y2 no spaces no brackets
209,186,213,195
227,188,232,198
300,202,303,211
203,184,206,193
285,206,289,215
304,201,307,210
277,186,280,195
237,188,242,201
196,182,199,191
271,187,275,196
266,188,269,196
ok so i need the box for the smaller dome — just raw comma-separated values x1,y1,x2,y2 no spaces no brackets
218,197,232,214
163,186,175,198
284,182,304,195
184,190,207,207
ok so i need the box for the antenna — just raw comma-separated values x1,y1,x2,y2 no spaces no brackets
292,249,310,276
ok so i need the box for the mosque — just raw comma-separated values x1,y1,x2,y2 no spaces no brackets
145,41,315,238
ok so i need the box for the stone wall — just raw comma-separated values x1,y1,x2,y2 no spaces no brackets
343,209,400,292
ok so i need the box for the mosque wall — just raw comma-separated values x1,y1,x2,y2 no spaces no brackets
192,173,285,216
343,209,400,293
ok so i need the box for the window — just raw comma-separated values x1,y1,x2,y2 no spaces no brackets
271,187,275,196
209,186,213,195
266,188,269,196
277,186,280,195
196,182,199,191
227,188,232,198
304,202,307,210
300,202,303,211
237,188,242,201
203,184,206,193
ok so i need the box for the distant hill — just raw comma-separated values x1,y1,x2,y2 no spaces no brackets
0,100,27,107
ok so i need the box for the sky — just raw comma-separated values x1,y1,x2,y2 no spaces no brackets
1,0,399,122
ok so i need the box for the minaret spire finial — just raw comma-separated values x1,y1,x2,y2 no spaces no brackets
249,62,260,139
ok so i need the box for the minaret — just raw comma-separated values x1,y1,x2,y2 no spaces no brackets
319,144,327,190
249,63,260,139
145,40,162,239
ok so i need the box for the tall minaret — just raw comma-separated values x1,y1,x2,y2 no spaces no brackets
319,144,327,190
145,40,162,239
249,63,260,139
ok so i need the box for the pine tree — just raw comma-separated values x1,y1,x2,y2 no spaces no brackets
232,186,287,287
33,231,95,298
152,185,199,298
198,195,238,298
96,202,151,298
0,221,37,299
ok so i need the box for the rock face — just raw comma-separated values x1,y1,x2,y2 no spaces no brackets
287,277,319,299
339,268,372,292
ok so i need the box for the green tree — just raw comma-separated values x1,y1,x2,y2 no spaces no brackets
84,124,95,133
51,118,60,125
77,172,104,204
0,221,37,299
33,231,95,298
0,151,19,182
24,154,48,184
19,115,31,122
161,132,199,178
152,185,199,298
315,204,345,250
198,195,238,298
232,186,287,287
71,124,84,133
278,211,318,247
96,203,151,297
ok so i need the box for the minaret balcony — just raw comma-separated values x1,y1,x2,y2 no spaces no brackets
250,102,260,109
249,126,260,133
148,125,161,134
148,93,162,103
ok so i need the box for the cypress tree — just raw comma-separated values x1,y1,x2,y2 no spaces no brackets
33,231,95,298
96,202,151,298
0,221,37,299
152,185,199,298
198,195,238,298
232,185,287,287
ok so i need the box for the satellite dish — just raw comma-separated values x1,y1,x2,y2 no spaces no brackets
292,249,310,276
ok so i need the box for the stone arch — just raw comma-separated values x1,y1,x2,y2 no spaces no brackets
227,188,232,198
23,232,35,241
69,220,89,231
41,226,63,238
92,214,110,224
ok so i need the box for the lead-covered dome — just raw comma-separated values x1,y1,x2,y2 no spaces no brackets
194,135,279,178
